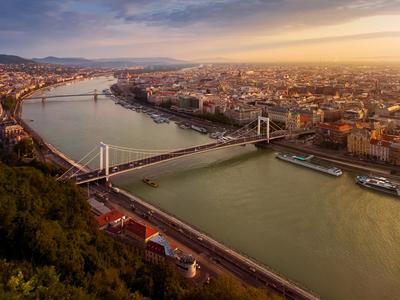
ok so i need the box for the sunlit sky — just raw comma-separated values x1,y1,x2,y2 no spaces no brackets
1,0,400,62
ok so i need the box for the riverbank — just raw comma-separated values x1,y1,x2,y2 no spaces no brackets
271,139,400,179
109,87,237,136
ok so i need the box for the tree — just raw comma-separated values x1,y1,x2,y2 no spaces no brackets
13,139,34,158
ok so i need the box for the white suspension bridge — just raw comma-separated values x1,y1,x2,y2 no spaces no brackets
58,117,308,184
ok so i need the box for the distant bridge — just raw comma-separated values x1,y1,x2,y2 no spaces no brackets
58,117,311,184
28,89,107,101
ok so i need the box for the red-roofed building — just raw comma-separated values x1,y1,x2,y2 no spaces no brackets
145,240,166,264
96,210,126,229
122,219,159,248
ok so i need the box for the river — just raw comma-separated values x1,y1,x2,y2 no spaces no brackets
22,76,400,300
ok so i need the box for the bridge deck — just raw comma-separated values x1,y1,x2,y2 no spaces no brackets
74,133,288,184
28,93,107,100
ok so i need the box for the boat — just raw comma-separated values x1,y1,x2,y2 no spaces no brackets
276,153,342,176
179,124,190,129
356,175,400,196
153,117,164,124
191,125,208,134
143,177,159,188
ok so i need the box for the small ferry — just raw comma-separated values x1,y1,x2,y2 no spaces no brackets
356,175,400,196
276,153,342,176
143,177,159,188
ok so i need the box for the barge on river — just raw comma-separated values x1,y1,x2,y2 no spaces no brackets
276,153,342,176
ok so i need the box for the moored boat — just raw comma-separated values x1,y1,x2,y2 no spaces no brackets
143,177,159,188
356,175,400,196
276,153,342,176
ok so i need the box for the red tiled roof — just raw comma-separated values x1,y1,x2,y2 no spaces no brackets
124,219,158,240
318,122,352,132
146,240,166,256
96,210,124,227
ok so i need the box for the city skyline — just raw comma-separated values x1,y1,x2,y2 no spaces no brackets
1,0,400,62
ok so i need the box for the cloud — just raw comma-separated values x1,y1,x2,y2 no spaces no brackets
107,0,400,32
1,0,400,59
239,31,400,52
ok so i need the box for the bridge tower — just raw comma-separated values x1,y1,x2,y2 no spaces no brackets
99,142,109,181
257,116,270,142
93,89,98,101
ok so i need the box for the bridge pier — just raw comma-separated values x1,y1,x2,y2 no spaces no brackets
41,97,46,102
93,89,98,101
99,142,109,181
257,116,270,142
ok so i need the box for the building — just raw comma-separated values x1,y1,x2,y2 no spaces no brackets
225,106,262,125
268,106,290,124
343,108,366,121
174,249,197,279
122,218,159,250
96,210,126,229
347,128,371,156
88,198,111,216
370,139,390,162
145,234,175,265
286,111,301,130
389,142,400,165
314,122,353,149
0,121,31,146
375,105,400,117
121,219,197,277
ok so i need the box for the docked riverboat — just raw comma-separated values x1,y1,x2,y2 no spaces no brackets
276,153,342,176
356,175,400,196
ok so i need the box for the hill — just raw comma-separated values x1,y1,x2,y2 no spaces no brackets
32,56,93,66
0,158,277,300
0,54,35,64
32,56,188,67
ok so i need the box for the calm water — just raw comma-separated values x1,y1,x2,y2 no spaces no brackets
22,77,400,300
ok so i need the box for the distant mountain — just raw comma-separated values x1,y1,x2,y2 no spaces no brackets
190,57,232,63
32,56,93,66
0,54,35,64
32,56,188,68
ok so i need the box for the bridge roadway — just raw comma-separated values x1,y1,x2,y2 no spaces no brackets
74,133,287,184
28,93,107,100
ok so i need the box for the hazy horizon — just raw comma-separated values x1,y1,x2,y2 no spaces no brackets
1,1,400,63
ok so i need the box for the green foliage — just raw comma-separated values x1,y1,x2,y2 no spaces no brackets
0,163,275,299
1,95,16,112
184,276,281,300
13,139,34,158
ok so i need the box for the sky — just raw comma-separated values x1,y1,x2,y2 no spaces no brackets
1,0,400,62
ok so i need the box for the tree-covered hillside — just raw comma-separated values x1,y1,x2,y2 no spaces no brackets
0,162,277,299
